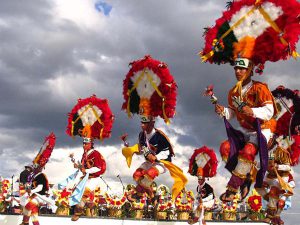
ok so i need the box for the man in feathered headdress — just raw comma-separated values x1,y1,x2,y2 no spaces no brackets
20,165,49,225
199,2,300,225
188,146,217,224
20,133,56,225
64,95,113,221
200,0,300,204
215,52,277,202
121,55,186,202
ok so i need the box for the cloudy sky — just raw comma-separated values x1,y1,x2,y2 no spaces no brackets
0,0,299,223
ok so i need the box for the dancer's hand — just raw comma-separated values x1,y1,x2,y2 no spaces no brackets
147,153,157,163
80,167,86,174
268,160,276,171
215,104,224,115
262,181,269,188
241,105,254,117
26,189,31,195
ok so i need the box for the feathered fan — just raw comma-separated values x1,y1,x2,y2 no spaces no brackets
122,55,177,124
188,146,218,178
66,95,114,141
272,86,300,166
201,0,300,70
33,132,56,168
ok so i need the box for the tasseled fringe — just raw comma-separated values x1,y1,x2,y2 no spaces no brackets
274,147,291,165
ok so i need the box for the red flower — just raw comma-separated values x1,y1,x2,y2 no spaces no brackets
60,189,71,198
247,195,262,212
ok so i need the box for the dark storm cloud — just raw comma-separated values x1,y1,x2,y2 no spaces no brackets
1,1,300,222
0,0,298,164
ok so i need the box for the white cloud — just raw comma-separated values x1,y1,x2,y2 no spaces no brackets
52,0,107,29
265,72,300,90
46,73,99,104
0,18,9,28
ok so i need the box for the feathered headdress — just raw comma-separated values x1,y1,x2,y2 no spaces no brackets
66,95,114,142
272,86,300,137
122,55,177,124
188,146,218,178
201,0,300,72
32,132,56,168
272,86,300,166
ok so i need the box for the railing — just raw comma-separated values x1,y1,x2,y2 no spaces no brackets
0,204,271,222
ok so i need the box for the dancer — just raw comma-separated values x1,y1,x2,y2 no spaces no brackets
19,133,56,225
215,56,276,201
121,55,187,201
201,0,300,203
64,95,114,221
188,146,217,224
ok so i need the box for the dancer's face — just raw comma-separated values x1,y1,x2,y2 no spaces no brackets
83,142,92,152
234,66,248,81
141,121,155,133
198,178,205,186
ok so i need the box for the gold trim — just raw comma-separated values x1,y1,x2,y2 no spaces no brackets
232,170,247,179
227,185,238,193
237,156,255,164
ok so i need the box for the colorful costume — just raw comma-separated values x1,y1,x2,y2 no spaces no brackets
138,128,174,161
22,173,49,225
222,80,276,195
71,147,106,219
256,137,295,225
272,86,300,166
200,0,300,204
188,146,218,224
256,87,300,225
65,95,114,221
19,166,32,196
122,55,187,201
80,148,106,179
197,182,215,210
133,128,174,197
20,132,56,225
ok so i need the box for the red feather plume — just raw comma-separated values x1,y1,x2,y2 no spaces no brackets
66,95,114,141
272,86,300,137
201,0,300,67
291,134,300,166
33,132,56,168
188,146,218,178
122,55,177,123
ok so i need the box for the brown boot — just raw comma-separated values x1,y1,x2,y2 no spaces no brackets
220,189,236,202
71,214,81,221
262,217,272,223
188,216,199,225
240,176,252,200
19,215,30,225
272,216,284,225
263,207,276,223
71,206,83,221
